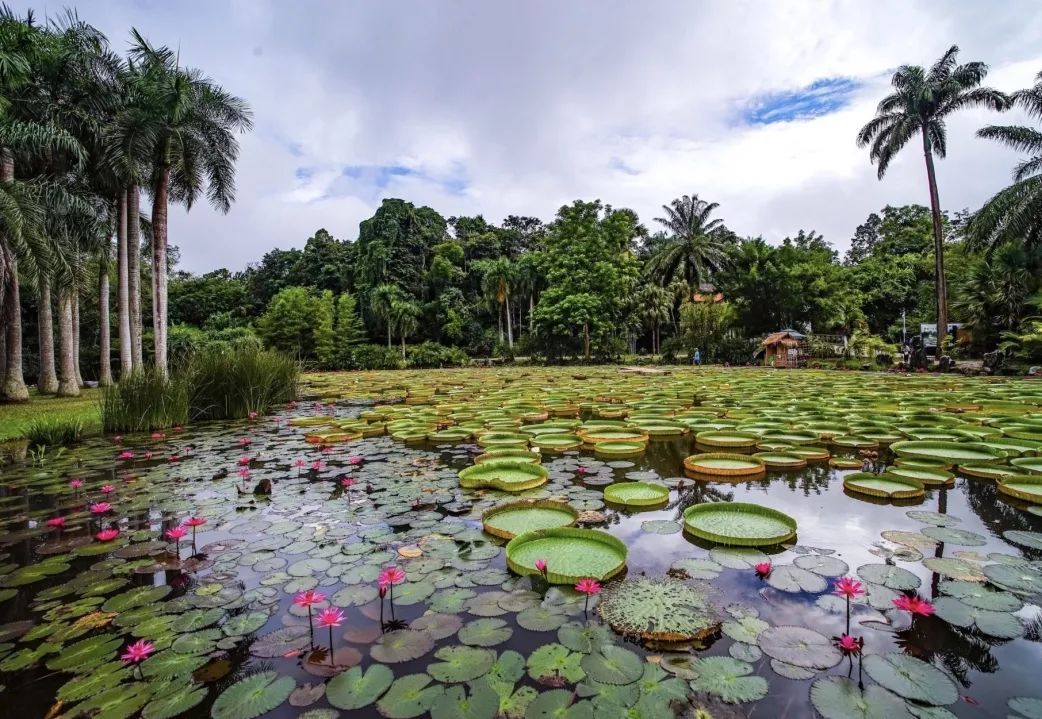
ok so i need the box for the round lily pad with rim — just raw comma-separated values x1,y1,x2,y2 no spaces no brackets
693,430,759,449
753,451,808,469
683,502,797,546
458,461,548,492
481,500,578,540
603,481,669,507
998,476,1042,504
890,440,1005,465
683,453,765,477
593,441,646,458
505,527,627,584
886,465,955,486
687,656,768,704
597,576,716,642
843,473,925,500
211,670,295,719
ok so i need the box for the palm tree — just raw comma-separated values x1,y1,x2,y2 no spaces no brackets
480,257,515,348
857,45,1009,350
118,30,253,374
646,195,730,290
637,284,672,354
514,252,541,334
369,283,402,349
390,299,420,359
969,71,1042,250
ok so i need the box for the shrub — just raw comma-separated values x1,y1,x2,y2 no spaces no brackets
188,345,298,421
350,344,403,370
100,368,191,432
25,417,85,448
407,342,469,368
256,287,334,364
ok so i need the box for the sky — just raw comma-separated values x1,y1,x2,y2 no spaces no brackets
16,0,1042,272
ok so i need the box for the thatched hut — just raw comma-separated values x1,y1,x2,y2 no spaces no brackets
762,330,806,368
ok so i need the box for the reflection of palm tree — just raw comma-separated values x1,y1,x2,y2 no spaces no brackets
895,619,999,687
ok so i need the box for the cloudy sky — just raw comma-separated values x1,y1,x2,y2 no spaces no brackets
17,1,1042,272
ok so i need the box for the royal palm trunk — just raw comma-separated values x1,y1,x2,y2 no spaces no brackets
98,258,112,386
117,190,132,376
152,168,170,375
922,134,948,353
0,150,28,402
128,186,143,369
73,288,83,388
37,277,59,394
57,289,80,397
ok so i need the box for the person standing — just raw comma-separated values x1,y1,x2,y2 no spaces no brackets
693,348,701,366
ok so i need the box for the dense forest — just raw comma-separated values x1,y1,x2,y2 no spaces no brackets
3,7,1042,402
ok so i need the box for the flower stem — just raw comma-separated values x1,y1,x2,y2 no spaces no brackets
307,607,314,645
845,595,850,635
329,625,334,666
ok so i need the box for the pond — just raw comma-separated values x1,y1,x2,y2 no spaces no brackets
2,367,1042,719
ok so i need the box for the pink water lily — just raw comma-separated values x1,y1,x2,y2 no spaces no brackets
118,451,134,460
237,467,251,481
100,484,115,494
576,466,588,475
90,502,112,514
96,528,120,542
120,639,154,663
317,607,345,628
113,435,122,445
293,458,307,474
833,577,864,599
150,431,164,439
754,562,772,578
311,460,325,472
183,515,206,545
347,455,362,465
295,590,328,640
836,634,863,655
238,456,252,465
144,451,154,459
68,479,84,490
46,516,66,530
249,411,258,420
575,578,601,615
238,437,252,446
165,527,188,541
378,567,406,587
535,558,548,577
893,594,935,616
321,446,333,455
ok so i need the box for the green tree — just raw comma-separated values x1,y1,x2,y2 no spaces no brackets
119,29,253,374
355,198,446,302
636,283,672,354
256,286,332,364
857,45,1009,349
533,200,640,360
169,269,250,328
477,257,515,348
678,299,736,361
332,291,366,368
368,283,402,349
646,194,730,289
389,298,419,358
969,70,1042,250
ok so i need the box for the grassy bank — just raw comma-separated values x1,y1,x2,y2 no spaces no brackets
0,390,102,442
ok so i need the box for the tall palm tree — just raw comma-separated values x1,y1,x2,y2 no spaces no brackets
390,299,420,359
857,45,1009,350
118,30,253,374
969,70,1042,250
480,257,514,348
646,194,729,290
637,284,672,354
369,283,402,349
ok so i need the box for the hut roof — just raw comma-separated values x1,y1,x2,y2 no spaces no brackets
762,330,805,347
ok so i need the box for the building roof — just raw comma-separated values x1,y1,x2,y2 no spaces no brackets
762,330,805,347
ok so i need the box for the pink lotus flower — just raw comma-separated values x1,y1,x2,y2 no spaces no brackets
238,456,252,465
100,484,115,494
120,639,154,663
165,527,188,541
833,577,864,599
347,455,362,465
151,431,164,440
321,446,333,455
238,437,252,446
754,562,772,578
113,435,122,445
575,577,601,614
144,451,154,459
183,516,207,527
378,567,406,587
893,595,935,616
68,479,84,490
535,558,548,576
90,502,112,514
836,634,863,655
293,590,328,608
311,460,324,471
96,528,120,542
316,607,345,628
118,451,134,460
341,478,357,488
46,516,66,529
237,467,251,480
249,411,258,420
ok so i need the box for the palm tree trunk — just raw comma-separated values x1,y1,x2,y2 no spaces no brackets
37,277,58,394
57,289,80,397
128,185,143,369
0,150,28,402
529,294,535,332
922,135,948,353
152,169,171,375
386,323,392,349
116,190,132,376
505,294,513,348
98,257,112,386
1,250,28,402
73,288,83,387
583,322,590,361
400,334,406,359
497,307,503,343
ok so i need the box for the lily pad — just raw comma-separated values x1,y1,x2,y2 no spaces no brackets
211,670,295,719
857,564,921,591
766,565,828,593
458,618,512,647
810,676,913,719
371,629,436,663
376,673,445,719
579,645,643,685
683,502,797,546
527,643,585,685
327,664,394,710
862,653,958,706
687,656,768,704
757,626,841,669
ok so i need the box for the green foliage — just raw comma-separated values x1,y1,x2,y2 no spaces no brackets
332,292,367,368
169,269,251,327
350,344,404,370
257,287,334,365
676,298,736,361
533,200,640,359
186,345,298,421
407,341,470,368
100,368,191,432
24,416,85,447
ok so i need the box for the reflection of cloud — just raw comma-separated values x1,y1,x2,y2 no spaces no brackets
72,1,1042,271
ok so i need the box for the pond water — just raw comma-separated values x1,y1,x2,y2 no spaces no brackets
2,368,1042,719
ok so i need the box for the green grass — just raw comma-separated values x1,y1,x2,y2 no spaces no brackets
0,389,101,442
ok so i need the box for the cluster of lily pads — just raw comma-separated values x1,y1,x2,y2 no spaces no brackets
0,367,1040,718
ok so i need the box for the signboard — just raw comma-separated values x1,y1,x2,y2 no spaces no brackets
919,323,962,348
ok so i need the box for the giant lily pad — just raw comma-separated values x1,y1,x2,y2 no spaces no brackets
211,671,295,719
862,653,958,706
687,656,768,704
683,502,797,546
505,527,627,584
683,452,765,476
757,626,841,669
481,500,578,540
327,664,394,710
843,473,925,500
810,676,913,719
597,577,716,642
458,462,549,492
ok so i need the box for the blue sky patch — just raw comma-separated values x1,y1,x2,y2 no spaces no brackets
742,78,860,125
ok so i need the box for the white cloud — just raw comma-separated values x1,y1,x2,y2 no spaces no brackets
14,0,1042,271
